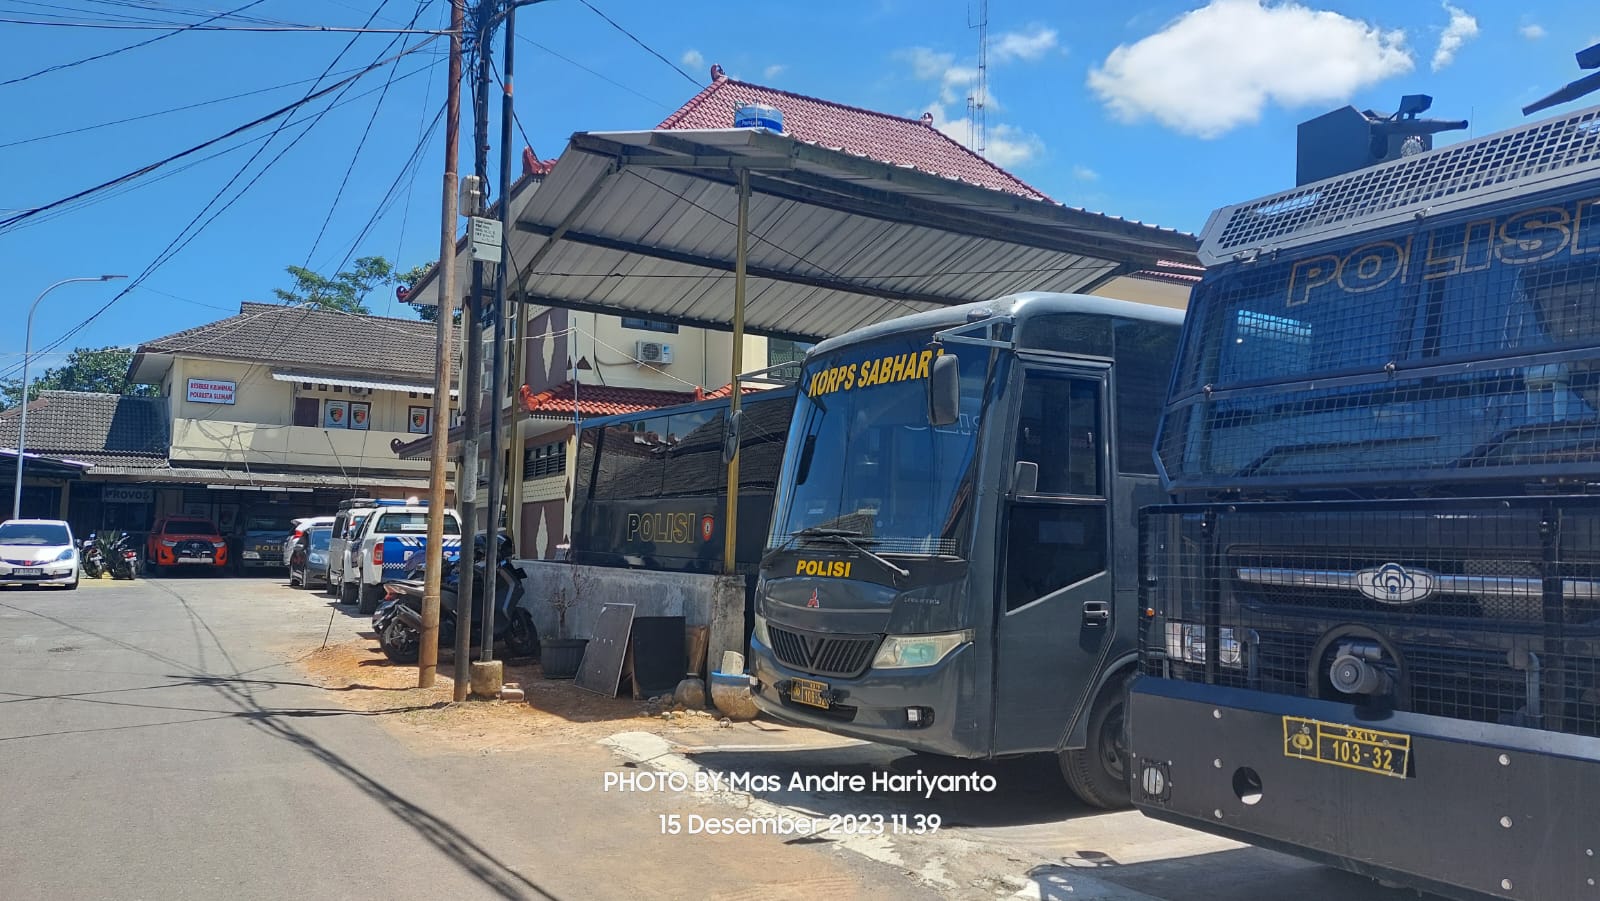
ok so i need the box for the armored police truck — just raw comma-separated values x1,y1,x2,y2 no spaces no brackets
1131,77,1600,899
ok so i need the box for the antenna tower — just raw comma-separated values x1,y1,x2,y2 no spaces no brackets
967,0,988,153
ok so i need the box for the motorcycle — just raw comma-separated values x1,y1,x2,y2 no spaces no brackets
373,532,538,665
80,534,105,579
107,532,140,581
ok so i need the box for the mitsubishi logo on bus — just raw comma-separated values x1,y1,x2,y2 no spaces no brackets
807,588,820,608
1355,563,1436,604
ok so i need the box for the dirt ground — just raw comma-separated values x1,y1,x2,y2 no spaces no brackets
295,637,725,753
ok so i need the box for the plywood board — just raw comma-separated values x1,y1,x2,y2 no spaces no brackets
575,602,636,697
684,625,710,678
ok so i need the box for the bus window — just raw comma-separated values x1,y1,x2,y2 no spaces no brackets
1113,319,1179,474
1006,371,1108,612
1016,372,1102,496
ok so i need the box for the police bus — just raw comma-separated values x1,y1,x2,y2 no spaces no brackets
748,291,1182,808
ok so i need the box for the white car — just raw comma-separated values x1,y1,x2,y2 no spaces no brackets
343,502,461,614
282,515,335,568
0,519,79,589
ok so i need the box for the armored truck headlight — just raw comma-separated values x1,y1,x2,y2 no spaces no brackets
1164,622,1244,668
752,614,772,648
872,630,972,669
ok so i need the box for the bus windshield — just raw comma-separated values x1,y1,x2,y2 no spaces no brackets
770,336,989,557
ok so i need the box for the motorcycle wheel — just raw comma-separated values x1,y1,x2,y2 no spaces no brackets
505,609,540,660
379,619,421,664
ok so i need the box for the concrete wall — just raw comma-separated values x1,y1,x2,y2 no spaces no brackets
513,559,746,670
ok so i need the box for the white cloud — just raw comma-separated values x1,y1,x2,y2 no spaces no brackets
992,26,1059,63
924,103,1043,167
1087,0,1414,138
1072,164,1099,181
763,64,786,79
1520,23,1545,40
681,48,704,69
1432,4,1479,71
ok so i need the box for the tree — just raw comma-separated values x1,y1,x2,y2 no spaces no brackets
272,255,396,314
2,346,159,409
404,261,466,324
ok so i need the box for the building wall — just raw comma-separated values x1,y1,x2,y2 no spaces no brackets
164,355,434,473
1088,275,1193,311
522,307,768,396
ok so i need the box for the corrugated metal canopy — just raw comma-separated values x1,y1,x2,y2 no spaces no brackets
410,128,1198,341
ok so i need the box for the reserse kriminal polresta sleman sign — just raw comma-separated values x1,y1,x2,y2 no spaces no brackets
186,378,236,405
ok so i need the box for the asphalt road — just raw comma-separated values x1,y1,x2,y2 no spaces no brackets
0,575,911,901
0,574,1447,901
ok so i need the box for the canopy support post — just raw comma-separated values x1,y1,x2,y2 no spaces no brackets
722,168,750,575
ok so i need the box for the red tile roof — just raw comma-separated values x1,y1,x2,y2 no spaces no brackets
659,66,1048,201
520,382,697,418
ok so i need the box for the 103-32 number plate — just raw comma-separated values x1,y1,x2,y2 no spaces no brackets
1282,716,1411,778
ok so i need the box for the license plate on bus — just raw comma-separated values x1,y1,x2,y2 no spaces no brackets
788,678,831,710
1283,716,1410,778
12,567,41,576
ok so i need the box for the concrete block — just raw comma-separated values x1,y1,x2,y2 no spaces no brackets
469,660,503,699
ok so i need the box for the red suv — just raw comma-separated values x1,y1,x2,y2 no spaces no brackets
147,515,229,576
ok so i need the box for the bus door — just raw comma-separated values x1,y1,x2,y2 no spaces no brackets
991,365,1114,753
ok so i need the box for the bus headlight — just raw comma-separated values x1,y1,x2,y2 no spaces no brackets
1164,622,1244,668
872,630,972,669
752,614,772,648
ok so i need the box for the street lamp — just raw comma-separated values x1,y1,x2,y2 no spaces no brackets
11,275,127,521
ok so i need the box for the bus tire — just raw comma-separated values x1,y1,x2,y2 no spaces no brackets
1060,674,1132,810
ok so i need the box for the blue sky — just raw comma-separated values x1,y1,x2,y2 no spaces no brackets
2,0,1597,378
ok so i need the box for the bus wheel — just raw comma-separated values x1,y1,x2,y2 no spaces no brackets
1060,675,1132,810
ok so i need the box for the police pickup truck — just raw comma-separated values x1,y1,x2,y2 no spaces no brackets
340,500,462,614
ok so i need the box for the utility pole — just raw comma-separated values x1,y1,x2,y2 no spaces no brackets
480,0,517,663
721,169,750,574
419,0,465,690
453,0,494,701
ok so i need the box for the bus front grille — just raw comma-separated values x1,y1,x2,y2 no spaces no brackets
768,625,879,678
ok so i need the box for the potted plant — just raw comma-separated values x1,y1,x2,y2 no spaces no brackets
540,569,590,679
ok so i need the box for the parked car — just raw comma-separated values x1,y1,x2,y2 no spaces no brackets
289,524,333,589
343,501,461,614
282,515,334,568
145,515,229,575
325,498,379,600
0,519,79,589
239,513,295,573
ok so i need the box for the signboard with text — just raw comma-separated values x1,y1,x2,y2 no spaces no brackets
186,378,236,405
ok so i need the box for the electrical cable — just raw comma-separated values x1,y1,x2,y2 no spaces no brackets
575,0,700,89
386,0,447,317
0,10,428,380
304,0,430,265
0,38,436,233
0,0,266,84
516,33,671,109
0,16,453,32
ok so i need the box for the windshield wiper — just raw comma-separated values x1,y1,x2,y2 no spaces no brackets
792,527,911,582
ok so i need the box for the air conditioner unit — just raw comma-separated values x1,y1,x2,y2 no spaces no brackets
636,341,673,365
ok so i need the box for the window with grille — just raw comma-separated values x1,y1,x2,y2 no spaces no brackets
621,317,678,334
523,441,567,479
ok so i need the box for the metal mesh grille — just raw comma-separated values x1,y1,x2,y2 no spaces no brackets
1202,105,1600,263
1140,498,1600,737
1164,180,1600,490
768,625,879,678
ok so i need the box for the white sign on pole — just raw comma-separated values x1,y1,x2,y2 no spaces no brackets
468,217,503,262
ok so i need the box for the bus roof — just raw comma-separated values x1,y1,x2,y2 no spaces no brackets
806,292,1184,358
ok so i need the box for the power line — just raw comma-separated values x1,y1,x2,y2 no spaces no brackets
0,0,268,85
0,60,401,149
0,39,435,233
516,33,671,109
575,0,700,89
0,12,432,380
0,16,453,32
305,0,430,264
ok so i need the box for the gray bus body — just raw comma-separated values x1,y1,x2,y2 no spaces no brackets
748,292,1182,807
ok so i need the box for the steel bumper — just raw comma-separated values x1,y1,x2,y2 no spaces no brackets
1129,676,1600,901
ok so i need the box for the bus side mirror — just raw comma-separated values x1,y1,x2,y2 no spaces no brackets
928,353,960,426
